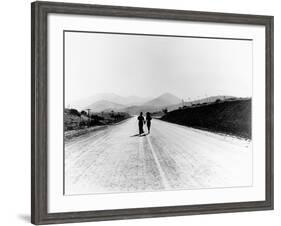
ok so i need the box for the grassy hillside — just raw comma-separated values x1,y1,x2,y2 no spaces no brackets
64,108,130,131
161,98,251,139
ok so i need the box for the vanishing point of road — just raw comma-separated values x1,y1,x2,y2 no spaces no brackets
65,116,252,195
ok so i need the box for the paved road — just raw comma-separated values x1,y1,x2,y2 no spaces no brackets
65,117,252,195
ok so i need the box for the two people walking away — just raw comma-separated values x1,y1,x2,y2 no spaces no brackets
137,112,152,135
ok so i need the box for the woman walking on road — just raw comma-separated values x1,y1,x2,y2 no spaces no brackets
137,112,145,135
146,112,152,134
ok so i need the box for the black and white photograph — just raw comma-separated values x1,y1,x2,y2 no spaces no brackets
64,31,253,195
29,1,274,224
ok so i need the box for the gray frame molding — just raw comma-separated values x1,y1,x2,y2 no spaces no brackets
31,1,274,225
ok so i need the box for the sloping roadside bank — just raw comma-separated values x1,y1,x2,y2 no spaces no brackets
161,98,251,139
64,125,107,141
64,117,132,141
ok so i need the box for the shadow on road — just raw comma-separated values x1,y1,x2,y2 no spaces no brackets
130,133,148,137
140,133,147,137
130,134,139,137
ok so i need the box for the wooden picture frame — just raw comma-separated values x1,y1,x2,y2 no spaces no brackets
31,1,274,224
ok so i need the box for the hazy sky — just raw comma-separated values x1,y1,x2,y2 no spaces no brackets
65,31,252,105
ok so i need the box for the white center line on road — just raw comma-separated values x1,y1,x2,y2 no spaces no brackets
138,135,146,189
146,135,171,190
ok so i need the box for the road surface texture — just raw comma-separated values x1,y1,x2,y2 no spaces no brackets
65,116,252,195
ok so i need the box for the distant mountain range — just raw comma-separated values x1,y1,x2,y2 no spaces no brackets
86,100,125,112
143,93,181,107
120,93,181,115
70,93,151,110
69,93,237,115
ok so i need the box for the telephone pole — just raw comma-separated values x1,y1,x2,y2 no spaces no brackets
85,109,91,127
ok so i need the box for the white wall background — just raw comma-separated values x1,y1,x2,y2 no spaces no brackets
0,0,279,225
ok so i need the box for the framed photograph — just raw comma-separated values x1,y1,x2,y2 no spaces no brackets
31,1,274,225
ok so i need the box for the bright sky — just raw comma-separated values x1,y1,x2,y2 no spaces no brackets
65,31,252,105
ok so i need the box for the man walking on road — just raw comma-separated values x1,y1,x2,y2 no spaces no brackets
146,112,152,134
137,112,145,135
